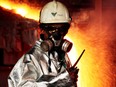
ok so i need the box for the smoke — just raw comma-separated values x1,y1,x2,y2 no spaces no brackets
67,1,116,87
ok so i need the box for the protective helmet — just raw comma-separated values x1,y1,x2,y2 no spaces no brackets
39,0,71,23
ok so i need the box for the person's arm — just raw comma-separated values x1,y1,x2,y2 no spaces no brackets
65,54,79,85
8,54,48,87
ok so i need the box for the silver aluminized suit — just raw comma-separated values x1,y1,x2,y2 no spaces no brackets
8,40,76,87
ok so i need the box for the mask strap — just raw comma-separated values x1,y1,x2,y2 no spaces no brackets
48,52,52,72
57,51,66,72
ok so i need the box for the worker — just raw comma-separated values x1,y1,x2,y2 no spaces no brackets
8,1,78,87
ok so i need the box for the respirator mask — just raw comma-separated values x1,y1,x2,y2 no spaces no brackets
40,23,73,52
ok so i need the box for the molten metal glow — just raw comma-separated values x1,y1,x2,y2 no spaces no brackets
0,1,113,87
16,8,27,17
0,1,40,20
0,2,12,10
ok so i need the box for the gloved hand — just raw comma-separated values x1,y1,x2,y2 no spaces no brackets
67,67,79,83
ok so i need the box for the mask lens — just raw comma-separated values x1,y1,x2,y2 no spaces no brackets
40,23,70,36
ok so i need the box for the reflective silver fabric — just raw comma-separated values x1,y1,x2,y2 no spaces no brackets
8,40,76,87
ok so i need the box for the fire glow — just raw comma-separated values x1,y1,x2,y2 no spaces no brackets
0,1,40,20
0,1,113,87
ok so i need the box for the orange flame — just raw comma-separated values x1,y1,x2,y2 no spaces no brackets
0,1,40,20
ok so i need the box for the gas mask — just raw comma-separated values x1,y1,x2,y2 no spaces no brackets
40,23,73,52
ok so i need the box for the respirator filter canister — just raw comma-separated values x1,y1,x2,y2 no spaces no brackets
40,39,72,52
